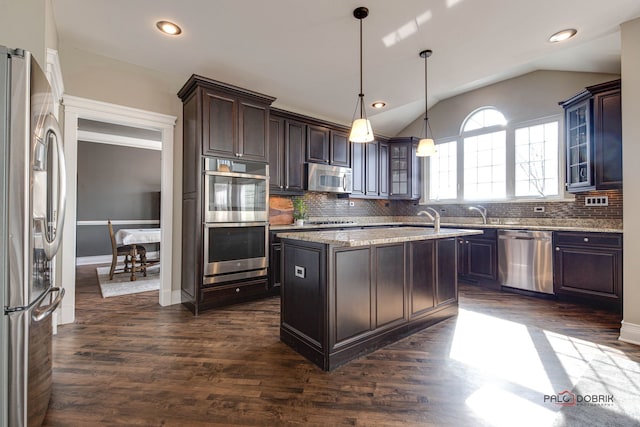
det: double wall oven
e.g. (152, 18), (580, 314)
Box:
(203, 158), (268, 285)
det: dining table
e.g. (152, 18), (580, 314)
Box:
(114, 228), (161, 281)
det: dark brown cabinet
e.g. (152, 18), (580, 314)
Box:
(200, 84), (274, 163)
(457, 229), (498, 284)
(388, 137), (421, 200)
(280, 235), (459, 371)
(409, 238), (457, 318)
(365, 140), (379, 196)
(560, 79), (622, 192)
(553, 231), (622, 310)
(306, 124), (330, 164)
(351, 138), (389, 199)
(330, 130), (351, 167)
(177, 75), (275, 314)
(378, 141), (389, 198)
(269, 112), (305, 195)
(351, 142), (365, 196)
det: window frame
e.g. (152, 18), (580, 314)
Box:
(421, 111), (571, 204)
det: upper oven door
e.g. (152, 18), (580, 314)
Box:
(204, 170), (268, 222)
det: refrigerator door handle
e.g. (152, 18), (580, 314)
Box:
(32, 286), (65, 322)
(38, 113), (67, 260)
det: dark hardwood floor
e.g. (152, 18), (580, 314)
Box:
(43, 266), (640, 426)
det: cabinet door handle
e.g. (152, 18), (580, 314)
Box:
(583, 237), (589, 242)
(556, 247), (560, 251)
(280, 185), (284, 189)
(235, 288), (240, 293)
(465, 241), (469, 244)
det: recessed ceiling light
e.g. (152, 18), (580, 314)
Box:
(156, 20), (182, 36)
(372, 101), (387, 109)
(549, 28), (577, 43)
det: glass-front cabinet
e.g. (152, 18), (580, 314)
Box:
(565, 101), (591, 190)
(389, 137), (421, 200)
(560, 79), (622, 193)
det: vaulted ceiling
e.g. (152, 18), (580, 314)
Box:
(52, 0), (640, 136)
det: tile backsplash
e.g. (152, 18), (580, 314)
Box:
(273, 188), (622, 227)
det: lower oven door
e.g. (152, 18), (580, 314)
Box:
(203, 222), (268, 284)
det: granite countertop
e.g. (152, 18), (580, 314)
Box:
(270, 219), (623, 234)
(277, 227), (483, 247)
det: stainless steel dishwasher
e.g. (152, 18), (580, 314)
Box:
(498, 230), (554, 294)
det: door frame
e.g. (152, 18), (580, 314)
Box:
(59, 95), (177, 324)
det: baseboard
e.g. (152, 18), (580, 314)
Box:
(76, 251), (160, 266)
(619, 320), (640, 346)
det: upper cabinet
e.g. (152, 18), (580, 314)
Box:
(178, 75), (276, 163)
(330, 130), (351, 167)
(269, 112), (305, 195)
(388, 137), (421, 200)
(560, 79), (622, 192)
(306, 124), (330, 164)
(351, 137), (389, 199)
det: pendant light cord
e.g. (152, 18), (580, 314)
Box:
(360, 16), (364, 115)
(424, 52), (429, 138)
(420, 49), (434, 140)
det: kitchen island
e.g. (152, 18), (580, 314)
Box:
(277, 227), (482, 370)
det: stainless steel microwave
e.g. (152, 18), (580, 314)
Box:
(307, 163), (352, 194)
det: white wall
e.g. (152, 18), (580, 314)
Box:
(0, 0), (56, 66)
(58, 46), (185, 295)
(398, 70), (620, 139)
(621, 18), (640, 344)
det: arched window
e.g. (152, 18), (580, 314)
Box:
(462, 108), (507, 200)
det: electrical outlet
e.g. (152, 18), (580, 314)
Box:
(534, 206), (545, 213)
(585, 196), (608, 206)
(349, 201), (355, 207)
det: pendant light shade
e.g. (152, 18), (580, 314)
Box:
(416, 49), (436, 157)
(349, 118), (374, 143)
(350, 7), (374, 143)
(417, 137), (436, 157)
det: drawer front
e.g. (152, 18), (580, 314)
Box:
(475, 228), (497, 239)
(555, 232), (622, 248)
(202, 279), (268, 299)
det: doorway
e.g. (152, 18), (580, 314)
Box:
(58, 96), (176, 324)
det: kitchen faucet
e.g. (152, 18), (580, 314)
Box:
(417, 208), (440, 233)
(468, 205), (487, 224)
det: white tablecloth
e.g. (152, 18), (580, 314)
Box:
(115, 228), (161, 245)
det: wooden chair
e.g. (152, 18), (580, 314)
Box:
(108, 219), (147, 280)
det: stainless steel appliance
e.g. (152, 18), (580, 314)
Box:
(1, 47), (67, 427)
(203, 222), (268, 284)
(202, 157), (269, 285)
(498, 230), (554, 294)
(307, 163), (352, 194)
(203, 157), (268, 223)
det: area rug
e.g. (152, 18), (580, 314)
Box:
(96, 265), (160, 298)
(552, 353), (640, 427)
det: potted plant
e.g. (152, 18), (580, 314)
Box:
(292, 197), (308, 226)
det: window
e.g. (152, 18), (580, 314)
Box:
(462, 108), (507, 200)
(514, 122), (559, 197)
(429, 140), (457, 200)
(422, 107), (562, 202)
(463, 130), (506, 200)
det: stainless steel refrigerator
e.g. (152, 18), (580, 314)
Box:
(1, 46), (66, 427)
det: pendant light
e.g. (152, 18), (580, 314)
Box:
(416, 49), (437, 157)
(349, 7), (374, 143)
